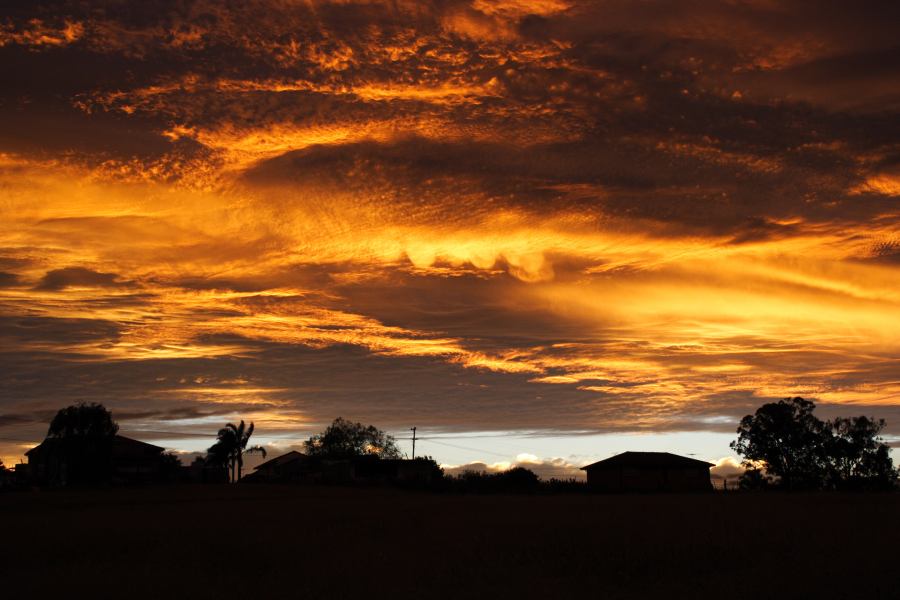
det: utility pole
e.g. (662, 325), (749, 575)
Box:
(410, 426), (417, 459)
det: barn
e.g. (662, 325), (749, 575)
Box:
(581, 451), (714, 492)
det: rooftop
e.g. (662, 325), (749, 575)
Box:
(26, 435), (165, 456)
(581, 451), (714, 471)
(254, 450), (307, 471)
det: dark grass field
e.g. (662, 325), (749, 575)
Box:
(2, 485), (898, 599)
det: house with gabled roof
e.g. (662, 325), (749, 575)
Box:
(244, 450), (317, 483)
(581, 451), (714, 492)
(244, 451), (438, 485)
(25, 434), (168, 486)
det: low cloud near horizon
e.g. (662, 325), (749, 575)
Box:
(442, 454), (748, 483)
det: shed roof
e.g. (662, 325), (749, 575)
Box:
(580, 451), (714, 471)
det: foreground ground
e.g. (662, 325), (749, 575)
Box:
(2, 485), (898, 599)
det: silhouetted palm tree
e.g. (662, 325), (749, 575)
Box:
(209, 420), (266, 482)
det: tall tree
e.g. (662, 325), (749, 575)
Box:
(207, 420), (266, 482)
(828, 416), (896, 490)
(46, 403), (119, 484)
(304, 417), (401, 459)
(732, 398), (898, 491)
(730, 397), (831, 490)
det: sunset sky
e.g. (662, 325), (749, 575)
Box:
(1, 0), (898, 477)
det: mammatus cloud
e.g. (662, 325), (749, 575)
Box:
(1, 1), (899, 464)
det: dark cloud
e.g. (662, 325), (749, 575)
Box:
(867, 240), (900, 264)
(0, 272), (19, 288)
(35, 267), (128, 291)
(0, 315), (121, 344)
(0, 413), (34, 428)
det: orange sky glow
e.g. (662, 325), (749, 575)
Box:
(1, 0), (898, 476)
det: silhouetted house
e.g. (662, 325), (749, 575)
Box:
(581, 452), (714, 492)
(244, 451), (317, 483)
(243, 452), (437, 485)
(25, 435), (168, 486)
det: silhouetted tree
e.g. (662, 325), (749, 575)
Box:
(159, 452), (183, 482)
(416, 455), (444, 480)
(451, 467), (541, 493)
(48, 402), (119, 438)
(828, 416), (896, 490)
(46, 403), (119, 485)
(207, 421), (266, 482)
(732, 397), (898, 491)
(0, 459), (12, 490)
(730, 397), (830, 490)
(544, 477), (587, 493)
(205, 440), (230, 478)
(737, 468), (773, 491)
(304, 417), (401, 459)
(494, 466), (540, 491)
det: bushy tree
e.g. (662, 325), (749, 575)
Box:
(159, 452), (183, 482)
(452, 467), (541, 493)
(731, 397), (897, 491)
(304, 417), (401, 459)
(494, 466), (540, 490)
(48, 402), (118, 439)
(828, 416), (896, 490)
(730, 397), (830, 490)
(412, 455), (444, 481)
(0, 458), (13, 490)
(46, 403), (119, 485)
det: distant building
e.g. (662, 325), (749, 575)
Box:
(245, 451), (317, 483)
(244, 452), (438, 485)
(25, 435), (169, 486)
(581, 452), (714, 492)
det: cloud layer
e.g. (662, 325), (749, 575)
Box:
(1, 0), (899, 463)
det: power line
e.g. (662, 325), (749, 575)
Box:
(417, 438), (511, 459)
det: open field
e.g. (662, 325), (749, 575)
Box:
(2, 485), (898, 599)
